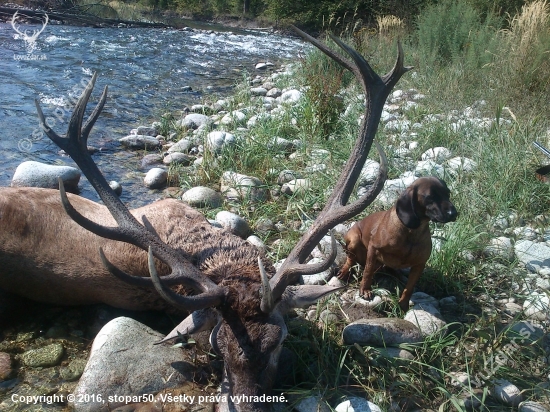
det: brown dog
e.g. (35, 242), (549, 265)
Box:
(338, 177), (457, 312)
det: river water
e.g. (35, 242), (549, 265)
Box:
(0, 22), (305, 207)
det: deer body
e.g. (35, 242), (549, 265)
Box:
(0, 186), (273, 312)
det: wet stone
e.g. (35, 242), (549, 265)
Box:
(20, 343), (64, 367)
(0, 352), (12, 381)
(60, 358), (88, 382)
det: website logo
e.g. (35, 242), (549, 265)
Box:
(11, 11), (48, 60)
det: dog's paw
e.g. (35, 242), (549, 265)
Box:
(359, 287), (374, 301)
(336, 271), (350, 282)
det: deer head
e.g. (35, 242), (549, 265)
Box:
(11, 11), (48, 53)
(35, 27), (410, 412)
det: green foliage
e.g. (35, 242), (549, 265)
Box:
(415, 0), (501, 68)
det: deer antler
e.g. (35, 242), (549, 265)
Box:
(35, 74), (225, 312)
(264, 27), (413, 309)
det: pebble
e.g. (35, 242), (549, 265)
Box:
(20, 343), (64, 367)
(491, 379), (523, 407)
(334, 398), (382, 412)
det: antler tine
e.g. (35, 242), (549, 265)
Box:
(268, 27), (410, 304)
(37, 75), (225, 311)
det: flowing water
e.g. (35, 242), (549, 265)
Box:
(0, 22), (305, 207)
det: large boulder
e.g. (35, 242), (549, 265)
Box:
(11, 161), (80, 190)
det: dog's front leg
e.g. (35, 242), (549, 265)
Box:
(398, 263), (425, 312)
(359, 246), (379, 300)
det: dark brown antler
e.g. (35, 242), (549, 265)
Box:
(35, 74), (225, 312)
(265, 27), (413, 309)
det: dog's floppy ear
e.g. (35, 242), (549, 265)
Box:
(396, 185), (422, 228)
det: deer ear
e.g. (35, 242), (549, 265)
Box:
(278, 285), (343, 313)
(396, 185), (421, 229)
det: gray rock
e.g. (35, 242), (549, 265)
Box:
(73, 317), (196, 412)
(144, 168), (167, 189)
(484, 237), (514, 260)
(342, 318), (423, 346)
(163, 152), (193, 166)
(410, 292), (439, 308)
(181, 186), (223, 208)
(514, 240), (550, 274)
(136, 125), (158, 136)
(206, 131), (235, 154)
(266, 88), (282, 98)
(178, 113), (212, 130)
(294, 395), (331, 412)
(215, 211), (251, 238)
(141, 153), (163, 169)
(167, 138), (194, 153)
(334, 397), (382, 412)
(220, 171), (267, 202)
(119, 135), (161, 150)
(20, 343), (64, 367)
(519, 401), (550, 412)
(255, 218), (276, 234)
(250, 87), (268, 96)
(491, 379), (523, 407)
(404, 304), (447, 336)
(11, 161), (81, 190)
(507, 321), (544, 344)
(268, 137), (296, 153)
(377, 176), (417, 207)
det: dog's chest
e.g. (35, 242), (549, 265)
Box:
(372, 225), (432, 268)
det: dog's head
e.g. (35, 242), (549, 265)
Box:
(396, 177), (457, 229)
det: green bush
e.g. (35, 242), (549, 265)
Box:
(415, 0), (501, 68)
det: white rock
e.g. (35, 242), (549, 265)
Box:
(143, 168), (167, 189)
(445, 157), (477, 174)
(334, 397), (382, 412)
(73, 317), (195, 412)
(421, 147), (452, 163)
(404, 304), (446, 336)
(181, 186), (223, 208)
(178, 113), (212, 130)
(281, 179), (311, 195)
(215, 211), (251, 239)
(221, 110), (246, 125)
(491, 379), (523, 407)
(11, 161), (80, 190)
(523, 292), (550, 321)
(206, 131), (235, 154)
(277, 89), (302, 104)
(119, 135), (161, 150)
